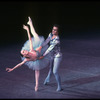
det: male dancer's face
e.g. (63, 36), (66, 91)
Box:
(52, 26), (58, 35)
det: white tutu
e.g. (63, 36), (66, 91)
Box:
(21, 36), (50, 70)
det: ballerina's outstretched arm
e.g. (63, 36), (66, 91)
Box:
(23, 25), (35, 52)
(27, 16), (40, 41)
(6, 24), (35, 72)
(6, 58), (29, 72)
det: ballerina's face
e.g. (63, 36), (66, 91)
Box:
(52, 26), (58, 35)
(21, 50), (29, 57)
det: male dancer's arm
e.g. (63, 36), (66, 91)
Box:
(43, 39), (59, 56)
(39, 38), (59, 59)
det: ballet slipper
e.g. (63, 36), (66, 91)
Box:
(44, 78), (49, 85)
(27, 17), (32, 25)
(35, 86), (38, 92)
(56, 88), (63, 92)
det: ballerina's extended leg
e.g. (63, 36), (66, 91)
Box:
(27, 16), (40, 42)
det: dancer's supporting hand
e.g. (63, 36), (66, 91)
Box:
(35, 46), (42, 53)
(38, 56), (44, 60)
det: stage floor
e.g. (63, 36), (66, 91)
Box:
(0, 38), (100, 99)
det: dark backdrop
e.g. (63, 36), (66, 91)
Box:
(0, 1), (100, 45)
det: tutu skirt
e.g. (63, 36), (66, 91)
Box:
(21, 36), (50, 70)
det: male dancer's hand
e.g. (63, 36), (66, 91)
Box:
(35, 46), (42, 53)
(38, 56), (44, 60)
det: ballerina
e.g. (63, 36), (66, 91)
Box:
(6, 17), (50, 91)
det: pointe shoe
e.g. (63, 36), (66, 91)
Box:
(56, 88), (63, 92)
(27, 20), (31, 25)
(44, 80), (49, 85)
(44, 78), (50, 85)
(35, 86), (38, 92)
(27, 17), (32, 25)
(27, 21), (30, 25)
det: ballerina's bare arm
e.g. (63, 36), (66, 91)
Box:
(23, 25), (35, 52)
(6, 58), (29, 72)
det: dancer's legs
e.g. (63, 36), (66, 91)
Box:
(35, 70), (40, 91)
(27, 17), (40, 42)
(53, 57), (62, 91)
(44, 59), (53, 85)
(23, 25), (36, 51)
